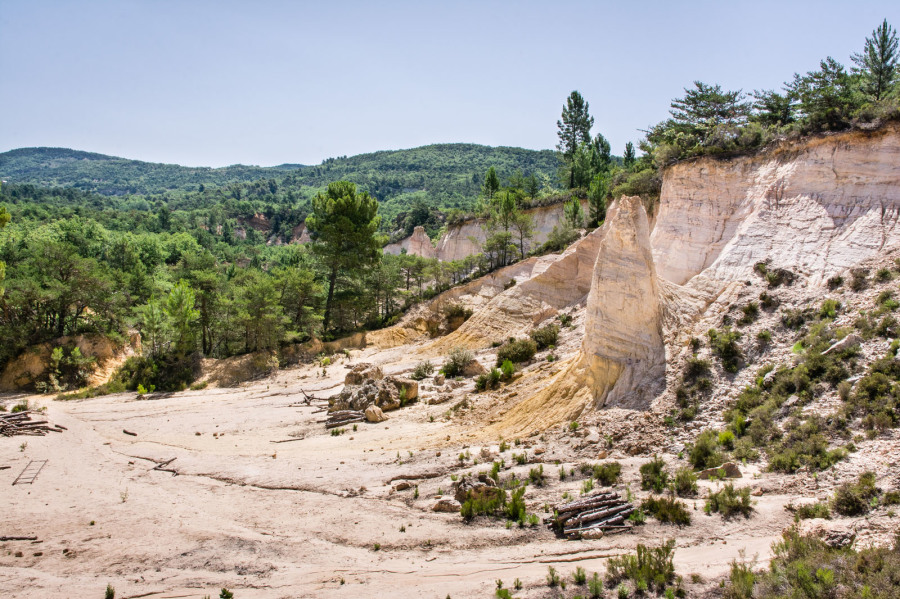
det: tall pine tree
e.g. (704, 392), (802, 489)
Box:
(852, 19), (899, 101)
(557, 91), (594, 188)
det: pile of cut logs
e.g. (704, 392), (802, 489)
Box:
(321, 410), (365, 429)
(549, 491), (634, 539)
(0, 411), (66, 437)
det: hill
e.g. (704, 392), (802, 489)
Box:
(0, 144), (560, 205)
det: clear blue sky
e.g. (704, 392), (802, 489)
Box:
(1, 1), (896, 167)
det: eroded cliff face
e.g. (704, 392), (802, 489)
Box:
(652, 124), (900, 289)
(387, 199), (589, 262)
(383, 226), (438, 259)
(582, 196), (665, 409)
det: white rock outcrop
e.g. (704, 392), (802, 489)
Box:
(582, 195), (666, 409)
(652, 124), (900, 288)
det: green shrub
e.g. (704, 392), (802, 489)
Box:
(674, 467), (698, 497)
(792, 501), (831, 520)
(642, 495), (691, 525)
(832, 471), (878, 516)
(781, 308), (809, 330)
(443, 303), (473, 320)
(756, 329), (772, 345)
(705, 484), (753, 519)
(826, 275), (843, 289)
(475, 368), (502, 391)
(723, 559), (755, 599)
(640, 456), (669, 493)
(588, 572), (603, 598)
(442, 347), (474, 377)
(708, 327), (743, 372)
(410, 360), (435, 380)
(460, 486), (508, 521)
(605, 539), (677, 594)
(683, 358), (711, 382)
(499, 359), (515, 380)
(573, 566), (587, 585)
(850, 268), (869, 291)
(496, 338), (537, 365)
(505, 487), (527, 521)
(528, 465), (545, 487)
(875, 267), (893, 282)
(547, 565), (561, 587)
(593, 461), (622, 486)
(530, 324), (560, 349)
(718, 430), (735, 450)
(748, 527), (900, 598)
(819, 298), (840, 319)
(689, 429), (722, 470)
(738, 302), (759, 326)
(759, 292), (779, 309)
(105, 584), (115, 599)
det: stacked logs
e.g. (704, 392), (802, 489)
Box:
(549, 491), (634, 539)
(321, 410), (365, 429)
(0, 411), (66, 437)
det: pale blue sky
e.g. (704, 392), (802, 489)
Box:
(1, 1), (896, 167)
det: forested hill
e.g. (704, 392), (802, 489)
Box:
(0, 147), (292, 196)
(0, 145), (560, 203)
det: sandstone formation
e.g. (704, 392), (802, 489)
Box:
(383, 226), (438, 259)
(385, 198), (589, 262)
(652, 124), (900, 289)
(581, 195), (665, 409)
(428, 203), (616, 353)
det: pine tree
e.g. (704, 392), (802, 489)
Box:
(306, 181), (382, 333)
(851, 19), (899, 101)
(623, 142), (636, 168)
(482, 166), (500, 199)
(557, 91), (594, 188)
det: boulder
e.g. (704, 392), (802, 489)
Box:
(433, 374), (445, 386)
(364, 405), (385, 423)
(697, 462), (742, 480)
(454, 474), (501, 504)
(823, 333), (862, 355)
(344, 363), (384, 386)
(432, 497), (462, 513)
(393, 481), (411, 491)
(462, 360), (486, 377)
(386, 376), (418, 401)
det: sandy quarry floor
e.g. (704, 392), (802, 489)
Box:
(0, 341), (854, 599)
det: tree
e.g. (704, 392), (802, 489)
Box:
(670, 81), (751, 140)
(166, 280), (199, 358)
(587, 171), (610, 227)
(526, 173), (540, 202)
(0, 205), (9, 297)
(557, 91), (594, 188)
(751, 89), (796, 127)
(788, 57), (860, 131)
(305, 181), (382, 333)
(564, 197), (584, 229)
(851, 19), (899, 101)
(136, 297), (172, 359)
(510, 210), (535, 258)
(482, 166), (500, 200)
(623, 142), (636, 168)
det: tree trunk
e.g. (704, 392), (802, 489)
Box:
(323, 267), (338, 333)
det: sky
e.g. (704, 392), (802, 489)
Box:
(1, 1), (897, 167)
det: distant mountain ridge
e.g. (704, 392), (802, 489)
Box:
(0, 144), (560, 200)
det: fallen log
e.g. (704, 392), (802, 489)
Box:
(0, 536), (38, 541)
(123, 429), (137, 436)
(325, 416), (365, 429)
